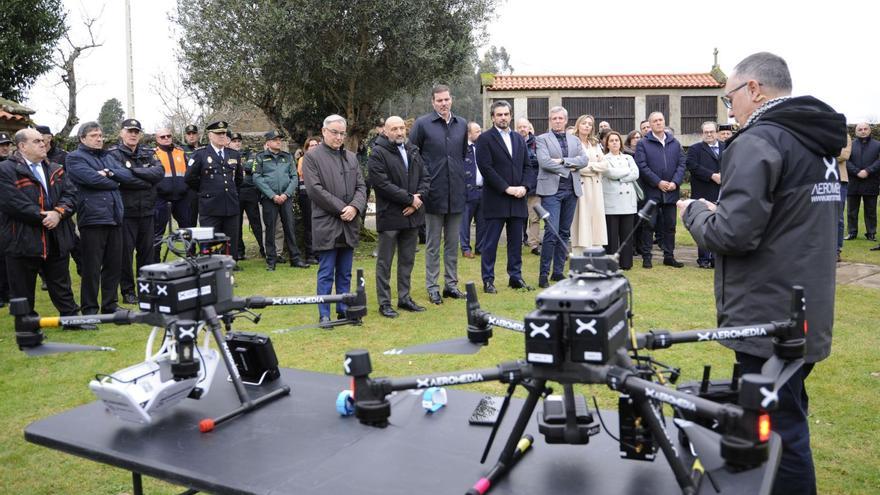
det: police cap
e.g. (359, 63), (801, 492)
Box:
(0, 132), (11, 145)
(121, 118), (143, 131)
(206, 121), (229, 134)
(35, 125), (52, 135)
(264, 130), (284, 141)
(185, 124), (199, 134)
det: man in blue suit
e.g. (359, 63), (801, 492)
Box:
(474, 101), (534, 293)
(685, 121), (725, 268)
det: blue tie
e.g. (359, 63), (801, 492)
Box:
(30, 163), (50, 203)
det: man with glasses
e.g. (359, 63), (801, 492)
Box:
(680, 52), (846, 495)
(185, 121), (244, 263)
(302, 114), (366, 327)
(153, 127), (193, 260)
(67, 122), (140, 315)
(108, 119), (164, 304)
(0, 128), (86, 324)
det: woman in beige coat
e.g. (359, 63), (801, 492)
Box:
(570, 114), (607, 250)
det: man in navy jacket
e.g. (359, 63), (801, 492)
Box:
(67, 122), (140, 314)
(635, 112), (686, 268)
(686, 121), (725, 268)
(475, 101), (534, 293)
(845, 122), (880, 241)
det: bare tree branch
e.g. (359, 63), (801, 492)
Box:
(55, 7), (104, 138)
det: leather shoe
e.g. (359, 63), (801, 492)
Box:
(122, 293), (138, 305)
(290, 259), (310, 268)
(428, 290), (443, 305)
(508, 278), (534, 291)
(550, 272), (565, 282)
(483, 281), (497, 294)
(398, 298), (426, 312)
(530, 247), (541, 256)
(442, 287), (465, 299)
(663, 258), (684, 268)
(871, 245), (880, 251)
(462, 251), (475, 259)
(306, 256), (319, 265)
(319, 316), (332, 329)
(867, 234), (877, 241)
(844, 234), (857, 240)
(538, 276), (549, 288)
(697, 261), (712, 269)
(642, 258), (653, 269)
(266, 264), (276, 271)
(379, 304), (399, 318)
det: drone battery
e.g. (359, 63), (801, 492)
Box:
(618, 394), (657, 461)
(137, 256), (234, 315)
(568, 297), (628, 364)
(538, 394), (599, 444)
(524, 311), (563, 365)
(225, 332), (280, 384)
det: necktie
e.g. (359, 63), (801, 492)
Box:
(31, 164), (50, 202)
(711, 146), (719, 158)
(218, 149), (224, 161)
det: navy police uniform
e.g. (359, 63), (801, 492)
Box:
(184, 121), (243, 259)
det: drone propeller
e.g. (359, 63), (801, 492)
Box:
(22, 342), (115, 357)
(383, 337), (484, 356)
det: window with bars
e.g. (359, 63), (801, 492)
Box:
(680, 96), (717, 134)
(645, 95), (670, 123)
(560, 97), (635, 133)
(527, 98), (549, 134)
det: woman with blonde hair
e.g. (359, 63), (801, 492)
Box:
(570, 114), (607, 250)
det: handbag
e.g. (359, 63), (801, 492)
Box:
(632, 180), (645, 201)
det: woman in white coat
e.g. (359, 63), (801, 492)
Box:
(570, 114), (607, 250)
(601, 131), (640, 269)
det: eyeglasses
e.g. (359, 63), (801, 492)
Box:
(157, 134), (172, 139)
(325, 129), (346, 137)
(721, 82), (761, 109)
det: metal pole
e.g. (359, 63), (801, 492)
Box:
(124, 0), (136, 117)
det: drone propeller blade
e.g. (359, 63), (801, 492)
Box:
(674, 418), (725, 471)
(22, 342), (116, 357)
(383, 338), (483, 356)
(272, 318), (356, 334)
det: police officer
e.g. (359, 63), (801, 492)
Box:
(184, 121), (244, 263)
(181, 124), (201, 225)
(230, 132), (265, 260)
(253, 130), (308, 270)
(107, 119), (164, 304)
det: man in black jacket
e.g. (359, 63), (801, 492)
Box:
(368, 116), (429, 317)
(108, 119), (164, 304)
(844, 122), (880, 241)
(0, 128), (83, 321)
(685, 121), (725, 268)
(0, 131), (11, 308)
(680, 52), (846, 495)
(36, 125), (67, 166)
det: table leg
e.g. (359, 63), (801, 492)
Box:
(132, 472), (143, 495)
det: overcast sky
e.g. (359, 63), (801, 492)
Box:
(25, 0), (880, 135)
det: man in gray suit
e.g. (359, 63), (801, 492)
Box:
(535, 106), (588, 288)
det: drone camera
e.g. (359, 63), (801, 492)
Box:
(537, 394), (599, 444)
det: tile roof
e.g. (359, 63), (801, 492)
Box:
(486, 73), (725, 91)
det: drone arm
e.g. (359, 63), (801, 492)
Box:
(376, 360), (528, 393)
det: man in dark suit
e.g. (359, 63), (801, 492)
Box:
(184, 121), (244, 263)
(460, 122), (484, 258)
(475, 100), (534, 293)
(686, 121), (725, 268)
(845, 122), (880, 241)
(368, 116), (429, 317)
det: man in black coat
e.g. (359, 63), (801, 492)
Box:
(685, 121), (725, 268)
(107, 119), (164, 304)
(845, 122), (880, 241)
(475, 101), (534, 293)
(409, 84), (468, 304)
(368, 116), (430, 317)
(0, 128), (83, 322)
(184, 121), (244, 262)
(0, 131), (11, 307)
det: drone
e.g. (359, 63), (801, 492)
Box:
(10, 227), (369, 430)
(336, 205), (806, 495)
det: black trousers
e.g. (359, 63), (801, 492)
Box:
(200, 214), (240, 259)
(846, 194), (877, 236)
(121, 215), (155, 297)
(238, 187), (264, 258)
(640, 202), (677, 260)
(481, 217), (524, 283)
(604, 214), (635, 269)
(375, 228), (418, 306)
(7, 253), (79, 316)
(80, 225), (122, 314)
(261, 197), (300, 265)
(153, 197), (194, 261)
(296, 187), (314, 257)
(0, 254), (8, 302)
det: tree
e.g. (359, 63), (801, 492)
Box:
(175, 0), (497, 147)
(97, 98), (124, 134)
(53, 9), (103, 139)
(0, 0), (66, 101)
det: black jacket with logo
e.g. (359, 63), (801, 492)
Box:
(107, 142), (164, 217)
(684, 96), (846, 363)
(0, 152), (78, 258)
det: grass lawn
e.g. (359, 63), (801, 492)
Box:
(0, 233), (877, 494)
